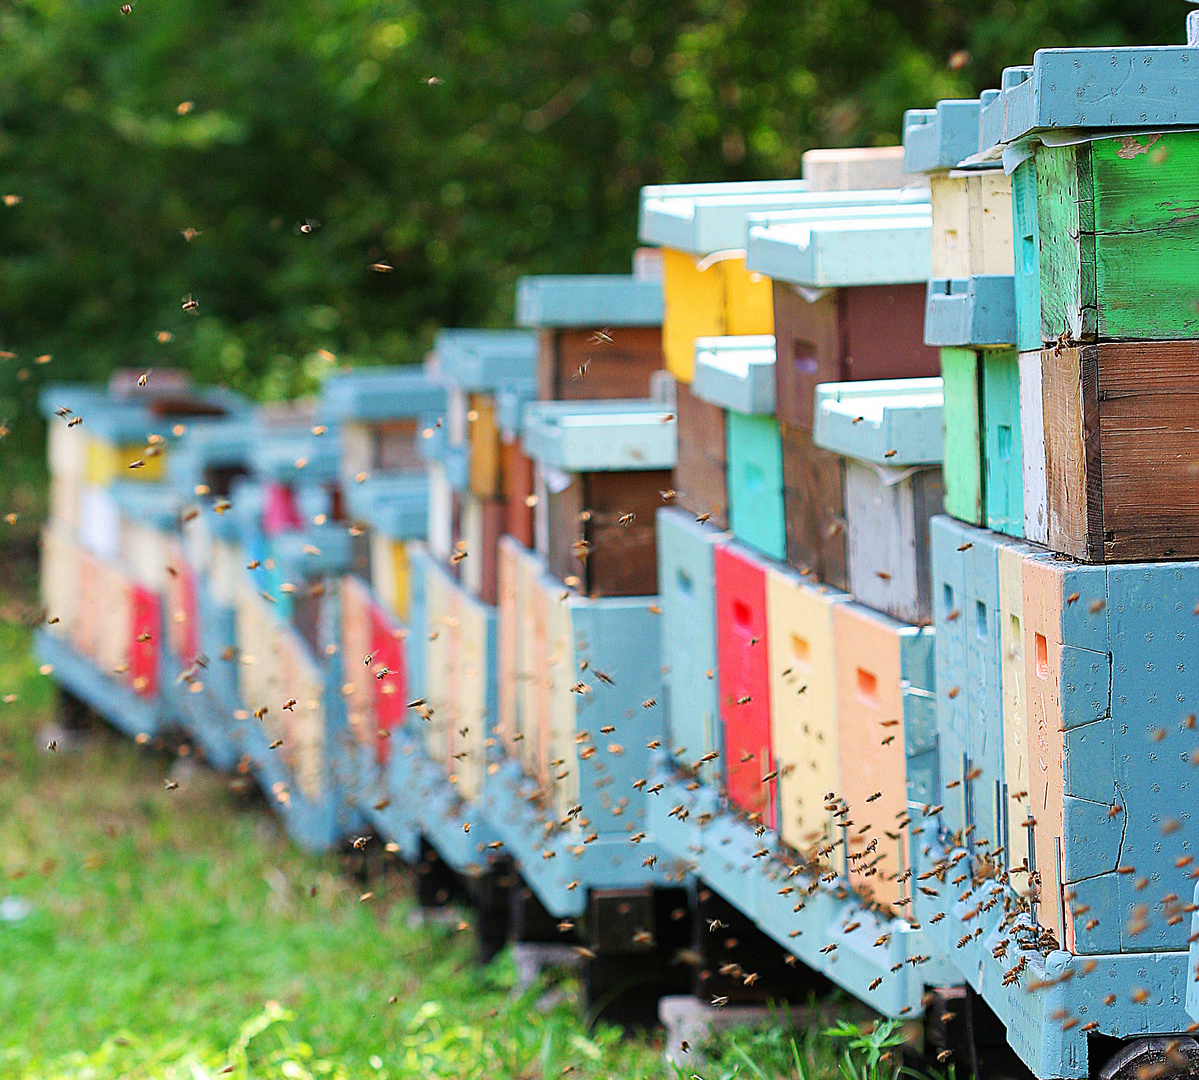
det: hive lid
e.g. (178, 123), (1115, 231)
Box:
(691, 336), (777, 416)
(344, 474), (429, 540)
(977, 42), (1199, 152)
(515, 275), (663, 328)
(521, 399), (677, 472)
(902, 99), (991, 174)
(433, 329), (538, 392)
(923, 276), (1017, 348)
(636, 180), (810, 254)
(746, 210), (931, 288)
(320, 367), (446, 422)
(813, 378), (943, 466)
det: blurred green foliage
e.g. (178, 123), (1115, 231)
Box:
(0, 0), (1183, 447)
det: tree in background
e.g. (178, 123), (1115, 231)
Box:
(0, 0), (1181, 449)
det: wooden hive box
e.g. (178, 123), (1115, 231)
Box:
(94, 560), (133, 680)
(764, 563), (849, 854)
(516, 273), (665, 401)
(496, 536), (521, 757)
(637, 180), (813, 382)
(713, 540), (776, 826)
(800, 145), (915, 193)
(164, 537), (199, 663)
(1020, 553), (1114, 954)
(48, 474), (81, 539)
(813, 379), (944, 623)
(499, 434), (535, 549)
(1035, 133), (1199, 344)
(456, 491), (504, 605)
(902, 99), (1013, 278)
(928, 516), (1017, 853)
(656, 507), (730, 786)
(779, 421), (847, 589)
(320, 366), (445, 489)
(344, 474), (427, 620)
(1032, 340), (1199, 562)
(674, 381), (728, 529)
(341, 573), (377, 748)
(531, 571), (666, 836)
(523, 399), (676, 597)
(128, 581), (160, 699)
(691, 335), (785, 562)
(539, 566), (574, 800)
(41, 526), (80, 641)
(832, 600), (935, 913)
(745, 193), (937, 431)
(280, 627), (327, 805)
(368, 601), (407, 766)
(446, 581), (497, 804)
(422, 559), (458, 772)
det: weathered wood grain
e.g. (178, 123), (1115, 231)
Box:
(779, 421), (847, 590)
(1037, 143), (1094, 343)
(675, 381), (728, 527)
(1041, 344), (1102, 561)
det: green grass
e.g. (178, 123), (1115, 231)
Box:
(0, 553), (670, 1080)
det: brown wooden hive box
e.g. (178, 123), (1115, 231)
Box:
(1037, 339), (1199, 562)
(772, 280), (938, 430)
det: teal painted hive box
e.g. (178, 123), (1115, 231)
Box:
(725, 410), (785, 562)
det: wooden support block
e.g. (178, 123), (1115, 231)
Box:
(939, 347), (983, 525)
(843, 461), (941, 624)
(661, 248), (727, 383)
(1042, 340), (1199, 561)
(1018, 349), (1047, 545)
(772, 281), (937, 431)
(714, 542), (775, 826)
(725, 411), (785, 562)
(765, 565), (848, 852)
(500, 438), (535, 548)
(468, 393), (502, 497)
(779, 422), (847, 589)
(540, 326), (664, 401)
(675, 382), (727, 528)
(1037, 133), (1199, 343)
(981, 348), (1023, 538)
(657, 507), (729, 785)
(832, 602), (914, 913)
(928, 171), (1014, 279)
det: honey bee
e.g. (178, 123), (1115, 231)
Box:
(138, 371), (150, 387)
(181, 295), (199, 312)
(588, 328), (614, 345)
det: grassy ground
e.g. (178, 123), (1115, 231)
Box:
(0, 471), (904, 1080)
(0, 541), (673, 1080)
